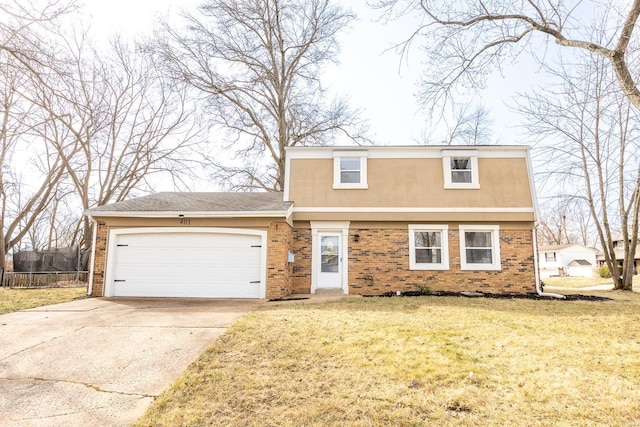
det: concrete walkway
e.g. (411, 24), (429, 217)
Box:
(0, 297), (262, 427)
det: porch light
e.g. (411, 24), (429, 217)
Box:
(354, 233), (360, 242)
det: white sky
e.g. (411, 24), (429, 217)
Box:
(82, 0), (538, 147)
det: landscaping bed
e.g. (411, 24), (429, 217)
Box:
(365, 290), (611, 301)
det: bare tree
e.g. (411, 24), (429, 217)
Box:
(0, 47), (70, 270)
(426, 103), (492, 145)
(29, 35), (202, 247)
(518, 54), (639, 290)
(372, 0), (640, 111)
(151, 0), (366, 191)
(0, 0), (77, 92)
(537, 198), (595, 247)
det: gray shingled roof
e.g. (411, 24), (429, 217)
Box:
(87, 192), (292, 215)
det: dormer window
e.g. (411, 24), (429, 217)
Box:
(451, 158), (472, 183)
(333, 151), (368, 189)
(442, 150), (480, 189)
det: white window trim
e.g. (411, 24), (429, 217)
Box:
(459, 225), (501, 271)
(443, 155), (480, 189)
(409, 224), (449, 270)
(333, 151), (368, 189)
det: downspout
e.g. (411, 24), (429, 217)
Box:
(526, 146), (564, 299)
(86, 214), (98, 297)
(533, 224), (565, 299)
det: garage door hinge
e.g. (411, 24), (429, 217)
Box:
(117, 244), (129, 247)
(250, 280), (261, 283)
(251, 245), (262, 248)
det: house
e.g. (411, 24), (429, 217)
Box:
(85, 145), (539, 299)
(596, 232), (640, 275)
(538, 244), (598, 278)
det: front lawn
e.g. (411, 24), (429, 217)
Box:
(0, 286), (87, 314)
(138, 293), (640, 427)
(543, 275), (640, 289)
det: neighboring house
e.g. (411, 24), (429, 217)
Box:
(85, 145), (539, 299)
(596, 232), (640, 275)
(538, 244), (598, 278)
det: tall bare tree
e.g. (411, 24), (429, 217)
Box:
(0, 34), (69, 271)
(517, 53), (640, 290)
(372, 0), (640, 111)
(152, 0), (366, 191)
(29, 35), (202, 247)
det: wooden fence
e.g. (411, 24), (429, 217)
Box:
(1, 271), (88, 288)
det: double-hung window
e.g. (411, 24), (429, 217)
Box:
(333, 151), (368, 189)
(545, 252), (556, 262)
(459, 225), (501, 270)
(442, 150), (480, 189)
(409, 225), (449, 270)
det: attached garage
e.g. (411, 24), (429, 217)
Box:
(106, 228), (266, 298)
(86, 192), (293, 299)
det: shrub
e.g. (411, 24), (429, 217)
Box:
(599, 265), (611, 278)
(599, 264), (622, 278)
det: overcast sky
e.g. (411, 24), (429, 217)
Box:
(83, 0), (540, 147)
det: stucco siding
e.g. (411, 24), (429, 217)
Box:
(287, 157), (533, 209)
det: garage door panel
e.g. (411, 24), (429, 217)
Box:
(111, 231), (264, 298)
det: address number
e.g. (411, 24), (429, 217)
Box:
(179, 218), (191, 225)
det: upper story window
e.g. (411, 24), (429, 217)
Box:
(442, 150), (480, 189)
(545, 252), (556, 262)
(409, 225), (449, 270)
(459, 225), (501, 270)
(333, 151), (368, 189)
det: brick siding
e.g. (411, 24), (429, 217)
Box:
(89, 221), (108, 297)
(266, 221), (293, 299)
(290, 226), (536, 295)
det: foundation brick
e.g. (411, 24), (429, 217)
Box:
(289, 226), (536, 295)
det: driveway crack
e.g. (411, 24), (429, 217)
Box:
(0, 376), (156, 398)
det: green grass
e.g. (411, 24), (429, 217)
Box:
(137, 293), (640, 427)
(0, 286), (87, 314)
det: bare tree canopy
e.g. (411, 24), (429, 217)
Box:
(151, 0), (366, 191)
(372, 0), (640, 111)
(518, 52), (640, 290)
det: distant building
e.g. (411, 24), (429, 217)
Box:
(538, 244), (598, 278)
(596, 232), (640, 275)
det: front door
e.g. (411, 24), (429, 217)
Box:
(317, 232), (342, 288)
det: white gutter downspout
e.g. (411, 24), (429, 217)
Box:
(533, 224), (565, 299)
(86, 215), (98, 297)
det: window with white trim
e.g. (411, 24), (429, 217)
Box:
(409, 225), (449, 270)
(333, 151), (368, 189)
(545, 252), (556, 262)
(442, 150), (480, 189)
(459, 225), (501, 270)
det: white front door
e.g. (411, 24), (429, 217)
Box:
(317, 232), (343, 289)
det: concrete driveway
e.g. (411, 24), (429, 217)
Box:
(0, 297), (262, 427)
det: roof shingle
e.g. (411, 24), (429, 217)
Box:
(87, 192), (292, 214)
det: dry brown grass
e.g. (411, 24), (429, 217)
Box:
(0, 286), (86, 314)
(544, 275), (640, 289)
(137, 293), (640, 427)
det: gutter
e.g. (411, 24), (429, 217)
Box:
(533, 224), (565, 299)
(86, 215), (98, 297)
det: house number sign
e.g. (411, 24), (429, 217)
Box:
(179, 218), (191, 225)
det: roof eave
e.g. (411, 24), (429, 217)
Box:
(84, 210), (291, 219)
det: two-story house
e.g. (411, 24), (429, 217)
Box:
(85, 145), (539, 299)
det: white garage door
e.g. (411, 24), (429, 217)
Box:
(110, 231), (264, 298)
